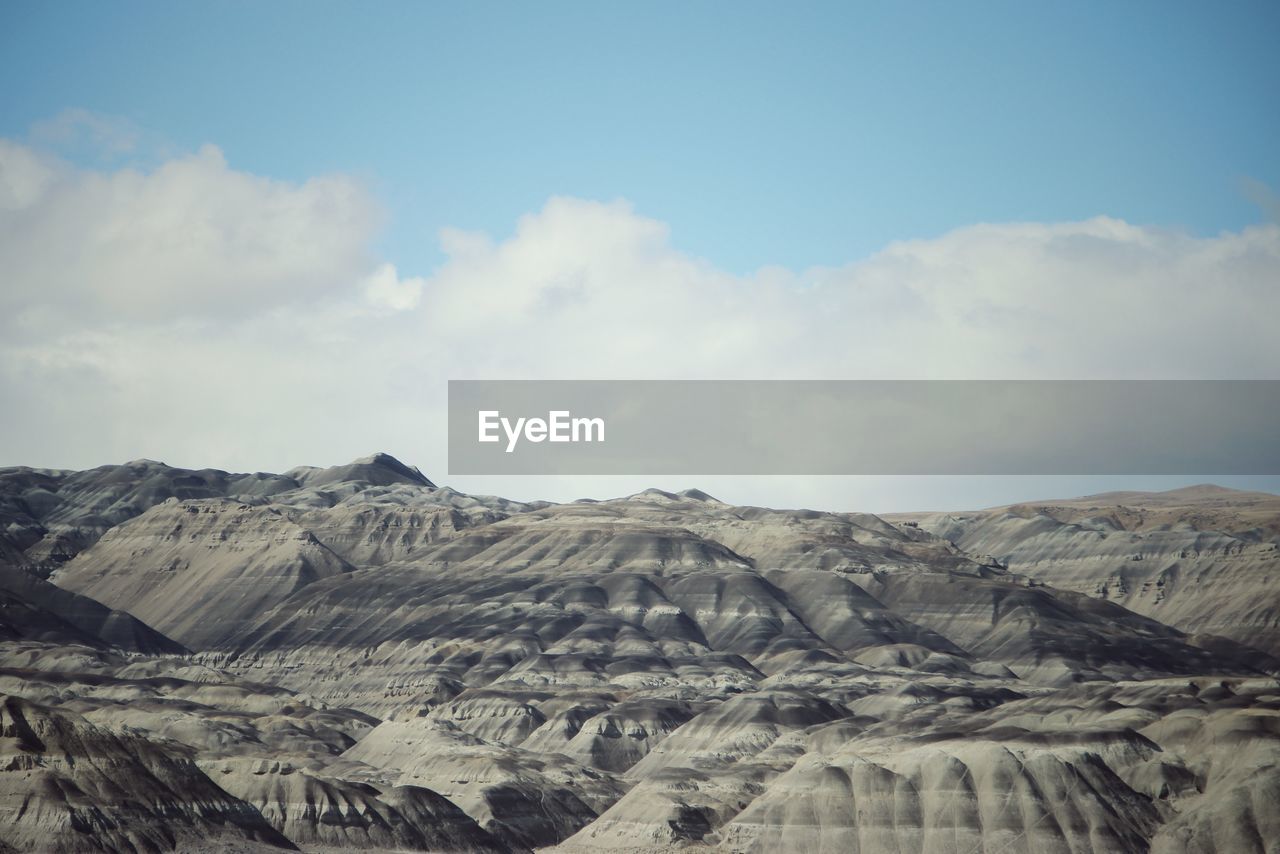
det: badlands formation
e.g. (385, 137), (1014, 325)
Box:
(0, 455), (1277, 852)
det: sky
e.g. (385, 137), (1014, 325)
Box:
(2, 1), (1278, 511)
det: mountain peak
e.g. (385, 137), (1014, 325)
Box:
(123, 458), (169, 468)
(350, 451), (408, 468)
(1160, 483), (1239, 496)
(293, 453), (434, 489)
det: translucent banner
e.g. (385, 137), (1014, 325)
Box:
(447, 380), (1280, 475)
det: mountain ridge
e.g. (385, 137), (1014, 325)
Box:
(1, 456), (1277, 853)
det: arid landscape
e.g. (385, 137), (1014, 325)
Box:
(5, 2), (1277, 851)
(0, 454), (1276, 852)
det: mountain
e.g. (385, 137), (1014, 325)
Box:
(51, 499), (357, 648)
(0, 453), (449, 579)
(889, 485), (1280, 656)
(286, 452), (436, 489)
(0, 693), (294, 852)
(0, 457), (1276, 852)
(0, 563), (186, 654)
(0, 460), (302, 579)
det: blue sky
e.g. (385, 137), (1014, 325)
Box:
(4, 1), (1277, 276)
(2, 1), (1278, 509)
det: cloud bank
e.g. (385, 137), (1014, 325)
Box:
(2, 135), (1277, 506)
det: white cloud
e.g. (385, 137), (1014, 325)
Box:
(2, 135), (1278, 509)
(362, 263), (424, 312)
(0, 141), (380, 325)
(419, 200), (1280, 381)
(0, 140), (59, 210)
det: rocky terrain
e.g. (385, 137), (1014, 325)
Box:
(889, 486), (1280, 657)
(0, 455), (1277, 852)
